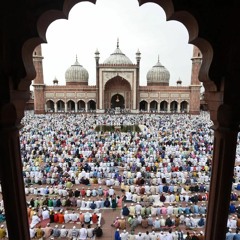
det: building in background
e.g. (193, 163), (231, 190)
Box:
(33, 41), (202, 114)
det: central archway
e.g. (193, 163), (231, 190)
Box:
(104, 76), (131, 110)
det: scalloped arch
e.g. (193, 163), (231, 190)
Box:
(18, 0), (218, 117)
(20, 0), (214, 89)
(138, 0), (215, 91)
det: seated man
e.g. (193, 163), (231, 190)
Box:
(94, 224), (103, 237)
(165, 215), (174, 227)
(91, 212), (99, 224)
(104, 198), (110, 208)
(84, 212), (92, 224)
(153, 217), (161, 230)
(111, 217), (120, 228)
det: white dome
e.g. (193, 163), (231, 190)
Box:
(65, 58), (89, 84)
(147, 58), (170, 86)
(103, 44), (133, 65)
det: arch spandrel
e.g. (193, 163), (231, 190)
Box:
(103, 72), (133, 90)
(104, 77), (131, 91)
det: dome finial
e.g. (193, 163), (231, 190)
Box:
(117, 38), (119, 48)
(74, 54), (80, 65)
(158, 55), (160, 63)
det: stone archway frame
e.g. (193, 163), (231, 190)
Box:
(160, 100), (169, 111)
(87, 99), (97, 111)
(180, 100), (189, 112)
(150, 100), (158, 111)
(103, 72), (133, 90)
(45, 99), (55, 112)
(4, 1), (240, 240)
(103, 76), (132, 110)
(99, 69), (136, 111)
(67, 99), (76, 111)
(77, 100), (86, 112)
(139, 99), (149, 111)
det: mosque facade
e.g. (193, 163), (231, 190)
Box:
(33, 42), (202, 115)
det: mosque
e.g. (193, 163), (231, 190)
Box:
(33, 41), (202, 114)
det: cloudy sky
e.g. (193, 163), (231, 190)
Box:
(41, 0), (193, 86)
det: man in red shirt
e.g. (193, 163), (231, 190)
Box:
(81, 187), (86, 197)
(91, 212), (99, 224)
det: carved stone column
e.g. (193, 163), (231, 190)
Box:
(157, 102), (160, 113)
(177, 102), (181, 113)
(54, 102), (57, 113)
(0, 104), (30, 240)
(205, 104), (240, 240)
(64, 102), (67, 112)
(75, 101), (78, 112)
(167, 103), (170, 113)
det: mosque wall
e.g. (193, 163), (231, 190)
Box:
(32, 45), (201, 114)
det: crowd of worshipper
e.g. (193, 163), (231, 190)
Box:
(0, 111), (240, 239)
(28, 223), (103, 239)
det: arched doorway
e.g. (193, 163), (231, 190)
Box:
(46, 100), (54, 112)
(104, 76), (131, 110)
(57, 100), (65, 112)
(88, 100), (96, 111)
(160, 101), (168, 112)
(139, 100), (148, 112)
(150, 100), (158, 112)
(67, 100), (75, 112)
(170, 101), (178, 113)
(180, 101), (188, 113)
(111, 94), (124, 109)
(77, 100), (85, 112)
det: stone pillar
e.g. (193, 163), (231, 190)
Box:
(54, 102), (57, 113)
(205, 105), (240, 240)
(157, 102), (160, 113)
(167, 103), (170, 113)
(177, 102), (181, 113)
(85, 103), (88, 112)
(0, 104), (30, 240)
(63, 102), (66, 112)
(147, 102), (150, 112)
(75, 102), (77, 112)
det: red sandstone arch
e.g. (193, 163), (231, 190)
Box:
(180, 100), (188, 113)
(77, 100), (86, 111)
(170, 100), (178, 112)
(104, 76), (131, 91)
(150, 100), (158, 112)
(46, 100), (54, 112)
(139, 100), (148, 112)
(2, 1), (240, 240)
(104, 76), (131, 109)
(67, 100), (75, 112)
(160, 100), (168, 112)
(87, 100), (96, 111)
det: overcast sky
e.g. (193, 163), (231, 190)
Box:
(41, 0), (193, 86)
